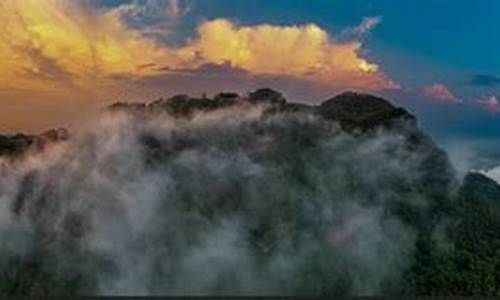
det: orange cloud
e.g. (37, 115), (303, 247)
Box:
(0, 0), (180, 93)
(181, 19), (398, 91)
(0, 0), (398, 132)
(0, 1), (396, 93)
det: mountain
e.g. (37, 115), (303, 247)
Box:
(0, 128), (69, 157)
(0, 89), (499, 296)
(319, 91), (416, 131)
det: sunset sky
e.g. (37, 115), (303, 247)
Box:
(1, 0), (500, 154)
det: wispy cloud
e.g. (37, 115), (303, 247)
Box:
(355, 16), (382, 36)
(341, 16), (382, 40)
(478, 95), (500, 113)
(422, 83), (462, 104)
(109, 0), (190, 40)
(166, 0), (190, 20)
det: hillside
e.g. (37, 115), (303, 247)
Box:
(0, 89), (499, 296)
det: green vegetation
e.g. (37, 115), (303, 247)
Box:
(407, 173), (500, 296)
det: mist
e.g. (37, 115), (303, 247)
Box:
(0, 100), (456, 296)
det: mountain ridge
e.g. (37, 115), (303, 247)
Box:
(0, 88), (499, 296)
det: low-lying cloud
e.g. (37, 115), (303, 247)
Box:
(0, 102), (450, 295)
(482, 166), (500, 184)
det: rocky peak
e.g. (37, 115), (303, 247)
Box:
(318, 91), (416, 131)
(247, 88), (286, 105)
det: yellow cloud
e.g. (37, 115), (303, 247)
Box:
(0, 0), (397, 95)
(0, 0), (177, 93)
(182, 19), (397, 91)
(0, 0), (402, 133)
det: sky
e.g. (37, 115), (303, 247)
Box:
(1, 0), (500, 158)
